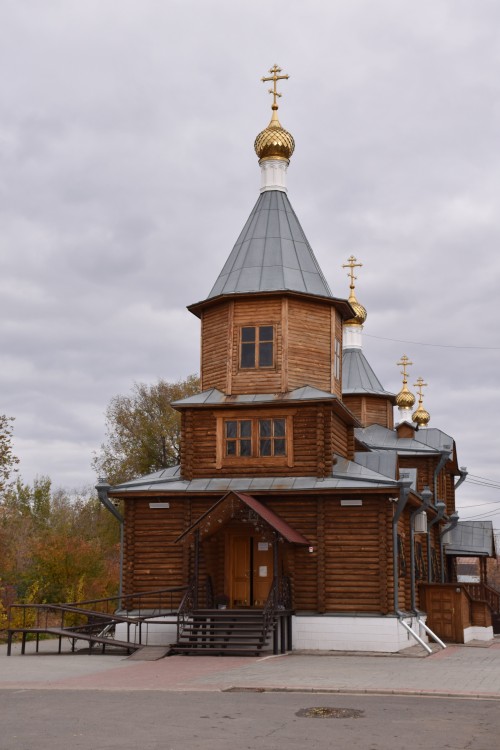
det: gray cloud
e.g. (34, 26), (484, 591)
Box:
(1, 1), (499, 528)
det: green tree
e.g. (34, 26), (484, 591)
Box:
(0, 415), (19, 496)
(0, 479), (120, 607)
(93, 375), (199, 485)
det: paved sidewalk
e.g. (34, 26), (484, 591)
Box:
(1, 639), (500, 699)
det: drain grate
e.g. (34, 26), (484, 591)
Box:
(296, 707), (364, 719)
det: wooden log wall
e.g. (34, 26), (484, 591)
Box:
(123, 497), (194, 606)
(122, 491), (401, 616)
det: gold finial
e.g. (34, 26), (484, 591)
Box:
(397, 354), (413, 384)
(254, 64), (295, 163)
(412, 377), (430, 426)
(342, 255), (367, 326)
(261, 64), (290, 111)
(342, 255), (363, 294)
(395, 354), (416, 409)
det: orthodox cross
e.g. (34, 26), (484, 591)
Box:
(342, 255), (363, 293)
(397, 354), (413, 386)
(414, 376), (428, 404)
(262, 64), (289, 108)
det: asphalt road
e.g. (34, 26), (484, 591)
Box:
(0, 690), (497, 750)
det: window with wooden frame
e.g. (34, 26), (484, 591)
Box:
(216, 412), (293, 468)
(240, 325), (274, 369)
(258, 418), (286, 456)
(225, 419), (252, 457)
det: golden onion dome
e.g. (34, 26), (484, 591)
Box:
(412, 404), (430, 427)
(345, 294), (368, 327)
(254, 108), (295, 162)
(396, 385), (416, 409)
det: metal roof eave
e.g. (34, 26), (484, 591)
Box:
(187, 289), (355, 320)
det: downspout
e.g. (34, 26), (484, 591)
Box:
(392, 479), (412, 614)
(454, 466), (468, 490)
(427, 500), (446, 582)
(439, 511), (459, 583)
(410, 485), (432, 612)
(96, 478), (124, 609)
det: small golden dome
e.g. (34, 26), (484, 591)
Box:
(254, 109), (295, 162)
(396, 385), (416, 409)
(413, 404), (430, 427)
(345, 296), (368, 327)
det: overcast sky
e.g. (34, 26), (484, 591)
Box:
(1, 1), (499, 529)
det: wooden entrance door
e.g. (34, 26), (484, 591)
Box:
(231, 535), (251, 607)
(420, 584), (466, 643)
(228, 534), (275, 607)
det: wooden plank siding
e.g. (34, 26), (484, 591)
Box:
(342, 394), (394, 429)
(287, 298), (337, 393)
(200, 303), (230, 392)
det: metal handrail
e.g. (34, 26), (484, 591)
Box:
(176, 578), (197, 642)
(262, 575), (292, 638)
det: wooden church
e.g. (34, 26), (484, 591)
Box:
(98, 66), (496, 653)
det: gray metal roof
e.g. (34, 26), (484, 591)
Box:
(207, 190), (333, 299)
(109, 456), (400, 495)
(342, 348), (394, 397)
(354, 450), (398, 480)
(172, 385), (341, 408)
(355, 424), (439, 454)
(445, 521), (496, 557)
(410, 427), (455, 453)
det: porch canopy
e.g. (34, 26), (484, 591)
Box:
(445, 520), (497, 558)
(176, 490), (310, 546)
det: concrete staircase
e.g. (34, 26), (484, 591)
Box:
(171, 609), (270, 656)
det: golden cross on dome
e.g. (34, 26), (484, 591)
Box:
(342, 255), (363, 292)
(397, 354), (413, 385)
(261, 64), (290, 109)
(414, 377), (428, 403)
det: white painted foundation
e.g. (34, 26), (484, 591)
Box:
(291, 614), (429, 653)
(115, 613), (434, 653)
(463, 625), (494, 643)
(115, 618), (177, 647)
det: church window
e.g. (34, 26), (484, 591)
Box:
(240, 326), (274, 369)
(259, 418), (286, 456)
(218, 412), (294, 468)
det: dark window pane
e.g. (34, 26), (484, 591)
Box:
(273, 418), (286, 437)
(241, 326), (256, 342)
(259, 342), (273, 366)
(259, 326), (273, 342)
(259, 419), (271, 437)
(241, 343), (255, 368)
(226, 441), (236, 456)
(240, 420), (252, 437)
(226, 421), (237, 438)
(240, 439), (252, 456)
(260, 439), (271, 456)
(274, 439), (286, 456)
